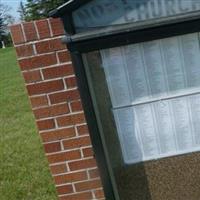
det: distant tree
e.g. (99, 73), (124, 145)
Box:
(0, 3), (14, 47)
(18, 1), (27, 22)
(24, 0), (40, 21)
(0, 4), (8, 33)
(24, 0), (66, 21)
(0, 17), (5, 47)
(0, 16), (5, 35)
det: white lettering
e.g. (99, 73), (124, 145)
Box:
(165, 0), (177, 15)
(178, 0), (190, 12)
(192, 0), (200, 11)
(150, 0), (163, 18)
(73, 0), (200, 30)
(136, 2), (150, 21)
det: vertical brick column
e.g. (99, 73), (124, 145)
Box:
(10, 18), (105, 200)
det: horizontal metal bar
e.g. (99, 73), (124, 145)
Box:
(62, 10), (200, 44)
(112, 89), (200, 110)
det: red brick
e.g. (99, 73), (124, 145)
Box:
(89, 168), (100, 179)
(35, 19), (51, 39)
(33, 103), (69, 119)
(54, 171), (88, 185)
(75, 179), (102, 192)
(30, 95), (48, 108)
(70, 100), (83, 112)
(77, 125), (89, 136)
(10, 24), (25, 45)
(35, 38), (66, 54)
(27, 80), (64, 95)
(63, 136), (91, 150)
(44, 142), (61, 153)
(19, 53), (57, 70)
(58, 51), (71, 63)
(69, 158), (97, 171)
(47, 150), (81, 164)
(94, 189), (105, 199)
(40, 127), (76, 143)
(23, 22), (38, 41)
(56, 185), (73, 195)
(65, 77), (77, 89)
(50, 164), (67, 175)
(37, 119), (55, 131)
(42, 64), (74, 80)
(82, 147), (94, 158)
(57, 113), (85, 127)
(49, 18), (65, 36)
(15, 44), (34, 57)
(23, 70), (42, 83)
(49, 89), (80, 104)
(59, 192), (93, 200)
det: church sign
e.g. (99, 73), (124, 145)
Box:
(51, 1), (200, 199)
(73, 0), (200, 31)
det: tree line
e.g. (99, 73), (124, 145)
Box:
(0, 3), (15, 48)
(0, 0), (66, 48)
(18, 0), (67, 22)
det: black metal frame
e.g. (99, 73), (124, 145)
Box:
(50, 1), (200, 199)
(67, 18), (200, 52)
(71, 52), (116, 200)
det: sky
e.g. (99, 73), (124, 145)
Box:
(1, 0), (27, 22)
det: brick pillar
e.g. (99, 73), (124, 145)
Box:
(10, 18), (105, 200)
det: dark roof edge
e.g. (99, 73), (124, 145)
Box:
(49, 0), (92, 18)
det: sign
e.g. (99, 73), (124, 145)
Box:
(73, 0), (200, 32)
(101, 33), (200, 164)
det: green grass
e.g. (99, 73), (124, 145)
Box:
(0, 47), (57, 200)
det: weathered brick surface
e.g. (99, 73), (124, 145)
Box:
(59, 191), (93, 200)
(56, 184), (73, 195)
(23, 22), (38, 41)
(42, 64), (74, 80)
(30, 95), (48, 108)
(33, 103), (69, 119)
(19, 53), (57, 70)
(10, 19), (104, 200)
(37, 119), (55, 131)
(63, 136), (91, 150)
(57, 113), (86, 127)
(49, 18), (65, 36)
(35, 38), (66, 54)
(23, 70), (42, 83)
(54, 171), (88, 185)
(16, 44), (34, 57)
(27, 80), (64, 95)
(75, 179), (102, 192)
(49, 89), (80, 104)
(83, 147), (94, 158)
(77, 124), (89, 136)
(10, 24), (25, 45)
(57, 50), (71, 63)
(50, 164), (68, 175)
(40, 127), (76, 143)
(70, 100), (83, 112)
(95, 189), (105, 199)
(47, 150), (81, 164)
(69, 158), (97, 171)
(35, 19), (51, 39)
(65, 76), (77, 89)
(89, 168), (100, 179)
(44, 142), (62, 153)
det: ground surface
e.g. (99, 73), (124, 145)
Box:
(0, 47), (57, 200)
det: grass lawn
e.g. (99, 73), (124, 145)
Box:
(0, 47), (57, 200)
